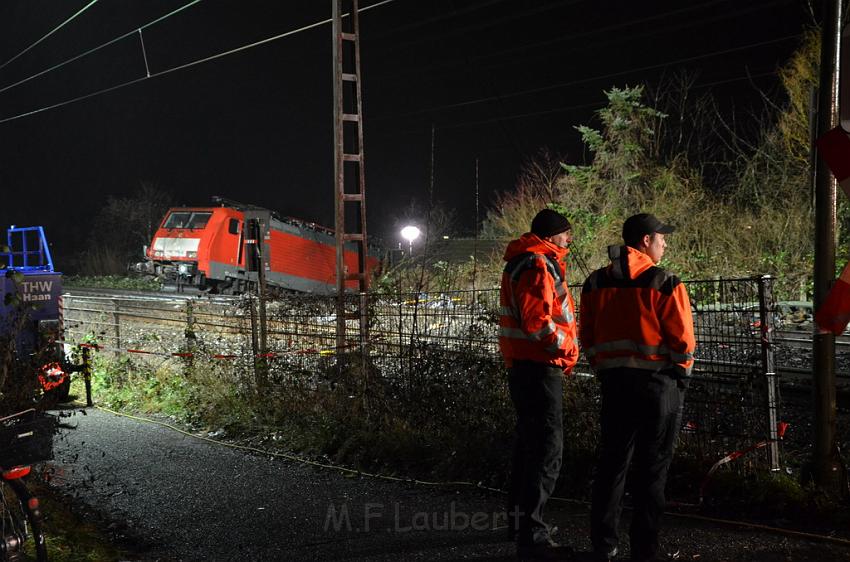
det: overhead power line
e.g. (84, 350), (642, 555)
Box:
(372, 0), (790, 82)
(386, 0), (588, 54)
(157, 0), (395, 78)
(0, 0), (205, 97)
(0, 0), (398, 125)
(370, 0), (513, 38)
(372, 34), (801, 123)
(0, 0), (102, 72)
(374, 70), (780, 137)
(374, 0), (583, 44)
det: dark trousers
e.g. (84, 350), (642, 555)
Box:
(507, 361), (564, 546)
(590, 368), (685, 560)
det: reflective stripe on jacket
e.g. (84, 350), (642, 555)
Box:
(579, 245), (695, 378)
(498, 233), (579, 372)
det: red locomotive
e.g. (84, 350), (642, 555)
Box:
(137, 200), (380, 294)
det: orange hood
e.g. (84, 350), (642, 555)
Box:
(608, 245), (655, 280)
(504, 233), (569, 263)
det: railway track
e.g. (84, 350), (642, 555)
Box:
(62, 287), (850, 381)
(62, 285), (850, 466)
(62, 285), (239, 304)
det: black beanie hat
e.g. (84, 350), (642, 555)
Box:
(530, 209), (571, 238)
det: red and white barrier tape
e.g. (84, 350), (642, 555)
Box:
(697, 421), (790, 503)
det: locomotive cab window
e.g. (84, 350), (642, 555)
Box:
(164, 212), (212, 230)
(228, 218), (240, 235)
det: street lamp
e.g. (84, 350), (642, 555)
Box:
(400, 225), (421, 257)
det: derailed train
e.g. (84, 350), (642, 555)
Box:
(136, 201), (380, 294)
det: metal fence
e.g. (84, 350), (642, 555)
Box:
(62, 276), (810, 483)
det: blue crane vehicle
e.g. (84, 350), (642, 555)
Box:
(0, 226), (69, 401)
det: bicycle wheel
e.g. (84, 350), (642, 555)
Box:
(0, 477), (47, 562)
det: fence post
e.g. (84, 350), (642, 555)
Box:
(113, 301), (121, 357)
(256, 239), (269, 376)
(82, 345), (93, 407)
(185, 300), (196, 344)
(184, 300), (197, 373)
(757, 274), (781, 472)
(397, 288), (404, 377)
(256, 291), (269, 391)
(247, 293), (261, 389)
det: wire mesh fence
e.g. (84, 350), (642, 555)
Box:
(682, 277), (779, 472)
(61, 275), (819, 487)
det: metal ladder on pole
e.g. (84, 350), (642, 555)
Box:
(332, 0), (369, 352)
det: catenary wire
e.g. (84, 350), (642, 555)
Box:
(372, 0), (785, 87)
(390, 0), (788, 177)
(0, 0), (398, 126)
(152, 0), (396, 80)
(442, 0), (530, 173)
(386, 0), (588, 54)
(0, 0), (205, 97)
(0, 0), (102, 72)
(369, 0), (515, 39)
(372, 0), (788, 80)
(379, 0), (790, 183)
(372, 35), (800, 123)
(372, 69), (780, 138)
(0, 2), (794, 128)
(443, 69), (781, 128)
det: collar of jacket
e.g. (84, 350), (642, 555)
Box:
(503, 232), (569, 263)
(607, 245), (655, 280)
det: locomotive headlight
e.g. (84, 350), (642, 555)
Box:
(152, 238), (200, 260)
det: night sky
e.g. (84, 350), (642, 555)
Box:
(0, 0), (814, 265)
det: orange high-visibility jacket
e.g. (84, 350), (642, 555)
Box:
(498, 233), (579, 373)
(579, 245), (695, 378)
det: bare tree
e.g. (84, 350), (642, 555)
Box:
(76, 181), (174, 275)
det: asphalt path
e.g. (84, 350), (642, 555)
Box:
(49, 407), (850, 561)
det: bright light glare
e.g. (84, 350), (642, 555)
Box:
(400, 225), (421, 242)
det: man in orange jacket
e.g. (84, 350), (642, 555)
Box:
(499, 208), (579, 560)
(579, 213), (695, 562)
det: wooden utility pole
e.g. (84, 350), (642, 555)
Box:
(811, 0), (844, 493)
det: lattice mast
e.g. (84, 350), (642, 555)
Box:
(332, 0), (370, 350)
